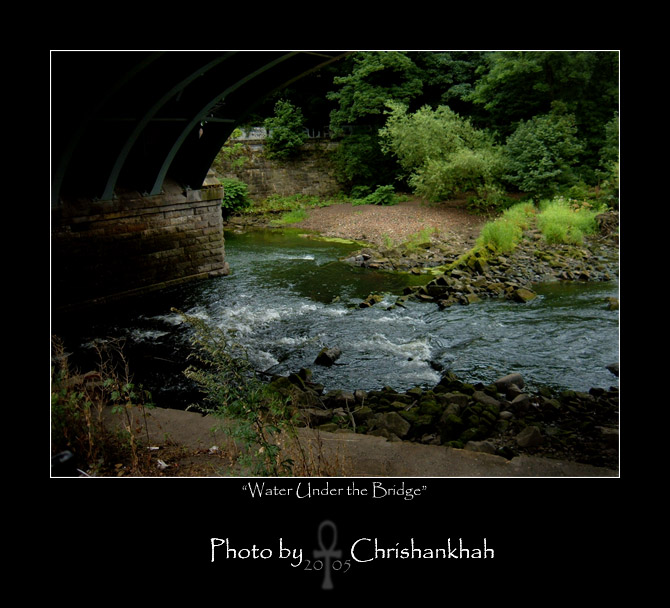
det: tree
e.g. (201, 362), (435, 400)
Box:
(327, 52), (424, 132)
(326, 52), (424, 190)
(467, 51), (619, 178)
(263, 99), (307, 159)
(503, 107), (584, 198)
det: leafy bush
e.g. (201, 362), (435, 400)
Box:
(51, 337), (154, 476)
(352, 184), (398, 206)
(263, 99), (307, 160)
(476, 219), (523, 253)
(331, 131), (399, 191)
(379, 102), (505, 202)
(213, 128), (248, 171)
(503, 110), (584, 198)
(220, 178), (251, 216)
(177, 310), (299, 476)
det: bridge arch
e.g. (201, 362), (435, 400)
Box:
(51, 51), (348, 311)
(52, 51), (347, 204)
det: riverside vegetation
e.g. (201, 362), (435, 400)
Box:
(217, 188), (618, 464)
(51, 194), (619, 476)
(52, 51), (620, 475)
(245, 195), (619, 471)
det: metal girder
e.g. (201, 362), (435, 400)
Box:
(51, 51), (349, 203)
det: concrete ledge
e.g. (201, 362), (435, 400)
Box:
(106, 406), (618, 478)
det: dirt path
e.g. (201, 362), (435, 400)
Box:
(293, 198), (488, 249)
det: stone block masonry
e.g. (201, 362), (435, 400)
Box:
(51, 178), (229, 312)
(212, 140), (341, 201)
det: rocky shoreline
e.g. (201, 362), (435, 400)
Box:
(228, 209), (620, 472)
(349, 218), (619, 311)
(268, 367), (619, 471)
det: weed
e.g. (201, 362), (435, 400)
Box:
(51, 336), (154, 475)
(176, 310), (314, 476)
(270, 208), (308, 226)
(537, 198), (602, 244)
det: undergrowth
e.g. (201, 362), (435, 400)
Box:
(51, 336), (155, 476)
(175, 309), (341, 476)
(474, 197), (604, 256)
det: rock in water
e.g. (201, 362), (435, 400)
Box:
(314, 347), (342, 366)
(494, 373), (525, 392)
(511, 287), (537, 303)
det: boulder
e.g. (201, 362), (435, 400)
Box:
(314, 347), (342, 366)
(511, 288), (537, 303)
(509, 393), (532, 413)
(464, 440), (497, 454)
(370, 412), (411, 439)
(493, 373), (525, 392)
(515, 425), (543, 448)
(606, 362), (619, 377)
(323, 389), (356, 408)
(472, 390), (501, 410)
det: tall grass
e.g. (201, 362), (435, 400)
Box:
(270, 208), (309, 225)
(474, 198), (603, 254)
(536, 198), (603, 244)
(475, 202), (535, 253)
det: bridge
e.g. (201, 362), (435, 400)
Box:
(51, 50), (348, 311)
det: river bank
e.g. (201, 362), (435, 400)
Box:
(222, 198), (620, 473)
(53, 198), (619, 477)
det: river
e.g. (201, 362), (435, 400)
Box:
(53, 227), (620, 410)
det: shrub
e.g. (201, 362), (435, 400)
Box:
(51, 336), (154, 475)
(263, 99), (307, 160)
(177, 310), (300, 476)
(221, 178), (251, 216)
(352, 184), (398, 206)
(380, 102), (505, 202)
(332, 131), (398, 191)
(476, 218), (523, 253)
(474, 202), (535, 253)
(503, 110), (584, 197)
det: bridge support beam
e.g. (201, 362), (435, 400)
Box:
(51, 174), (229, 312)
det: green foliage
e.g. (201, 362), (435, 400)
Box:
(177, 310), (299, 476)
(331, 131), (398, 191)
(327, 52), (425, 190)
(51, 337), (154, 475)
(536, 198), (603, 244)
(328, 52), (424, 131)
(503, 110), (584, 198)
(213, 128), (248, 170)
(270, 208), (308, 225)
(475, 202), (535, 253)
(474, 197), (603, 253)
(351, 184), (398, 206)
(379, 102), (506, 202)
(263, 99), (307, 159)
(220, 178), (251, 216)
(467, 51), (618, 177)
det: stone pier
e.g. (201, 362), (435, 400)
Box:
(51, 174), (229, 312)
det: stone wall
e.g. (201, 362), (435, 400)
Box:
(51, 176), (229, 312)
(211, 140), (341, 200)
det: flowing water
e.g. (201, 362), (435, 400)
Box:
(53, 228), (619, 409)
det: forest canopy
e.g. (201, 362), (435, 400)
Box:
(241, 50), (619, 208)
